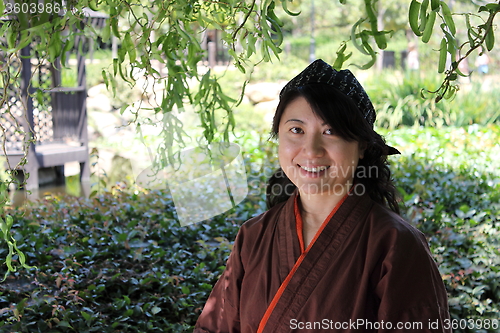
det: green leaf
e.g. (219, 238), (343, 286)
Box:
(422, 10), (436, 43)
(479, 3), (500, 13)
(431, 0), (440, 11)
(485, 25), (495, 51)
(102, 24), (111, 43)
(440, 1), (456, 35)
(16, 9), (29, 31)
(351, 20), (370, 55)
(58, 321), (72, 328)
(102, 69), (109, 90)
(281, 0), (300, 16)
(81, 311), (92, 321)
(111, 17), (120, 38)
(5, 215), (13, 229)
(48, 32), (62, 61)
(409, 0), (423, 37)
(113, 58), (119, 77)
(124, 32), (137, 63)
(119, 105), (128, 115)
(7, 29), (16, 49)
(16, 298), (27, 312)
(61, 38), (75, 66)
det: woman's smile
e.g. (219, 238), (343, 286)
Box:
(277, 96), (363, 197)
(298, 164), (330, 178)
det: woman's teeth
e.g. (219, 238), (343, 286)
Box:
(300, 165), (328, 173)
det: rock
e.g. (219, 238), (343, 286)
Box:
(87, 83), (107, 98)
(64, 161), (81, 177)
(245, 82), (281, 104)
(88, 111), (123, 138)
(254, 98), (279, 124)
(89, 148), (115, 176)
(87, 93), (112, 113)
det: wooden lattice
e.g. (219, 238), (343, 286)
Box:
(1, 11), (106, 189)
(31, 58), (54, 144)
(0, 54), (26, 152)
(0, 51), (58, 152)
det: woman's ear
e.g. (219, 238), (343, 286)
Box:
(359, 142), (367, 159)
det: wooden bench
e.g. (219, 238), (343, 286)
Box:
(1, 47), (90, 191)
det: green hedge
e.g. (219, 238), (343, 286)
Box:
(1, 128), (499, 332)
(366, 73), (500, 128)
(0, 189), (244, 332)
(394, 156), (500, 323)
(388, 126), (500, 327)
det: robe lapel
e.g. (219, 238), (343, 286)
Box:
(276, 194), (302, 283)
(264, 189), (374, 333)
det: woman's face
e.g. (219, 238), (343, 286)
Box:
(278, 96), (364, 198)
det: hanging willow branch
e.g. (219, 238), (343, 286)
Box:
(0, 0), (499, 276)
(407, 0), (500, 101)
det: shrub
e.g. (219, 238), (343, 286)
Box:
(366, 72), (500, 128)
(1, 127), (499, 332)
(388, 126), (500, 330)
(0, 189), (243, 332)
(394, 156), (500, 329)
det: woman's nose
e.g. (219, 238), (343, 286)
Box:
(303, 133), (325, 157)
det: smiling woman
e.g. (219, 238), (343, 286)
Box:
(276, 95), (365, 249)
(194, 60), (452, 333)
(277, 97), (363, 207)
(276, 96), (364, 247)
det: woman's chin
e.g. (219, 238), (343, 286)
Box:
(295, 181), (352, 198)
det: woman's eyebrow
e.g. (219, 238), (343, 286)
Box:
(285, 118), (304, 124)
(285, 118), (328, 126)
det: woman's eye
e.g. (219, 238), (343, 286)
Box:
(290, 127), (303, 134)
(324, 128), (334, 135)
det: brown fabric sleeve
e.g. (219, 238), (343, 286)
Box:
(194, 231), (245, 333)
(373, 220), (451, 333)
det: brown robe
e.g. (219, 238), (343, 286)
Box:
(194, 190), (451, 333)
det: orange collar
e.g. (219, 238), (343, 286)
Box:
(258, 190), (351, 333)
(294, 191), (351, 254)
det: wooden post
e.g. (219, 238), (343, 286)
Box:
(20, 46), (39, 191)
(208, 42), (216, 68)
(76, 39), (90, 183)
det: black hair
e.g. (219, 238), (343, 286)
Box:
(266, 83), (400, 214)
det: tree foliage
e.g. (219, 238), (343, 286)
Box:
(0, 0), (499, 275)
(408, 0), (500, 101)
(1, 0), (499, 146)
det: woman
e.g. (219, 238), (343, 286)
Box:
(194, 59), (450, 333)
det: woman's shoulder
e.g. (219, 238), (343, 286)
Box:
(365, 201), (428, 247)
(231, 198), (293, 253)
(239, 199), (289, 232)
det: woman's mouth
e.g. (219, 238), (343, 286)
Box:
(300, 165), (329, 172)
(298, 165), (330, 177)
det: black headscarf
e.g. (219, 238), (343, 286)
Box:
(279, 59), (399, 155)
